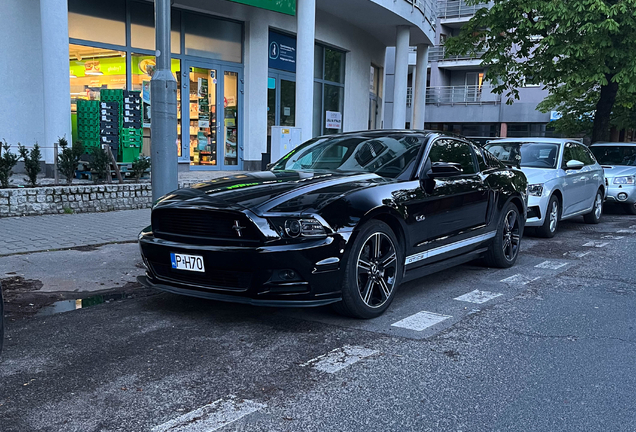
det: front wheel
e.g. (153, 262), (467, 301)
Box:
(583, 190), (603, 224)
(334, 220), (402, 319)
(484, 202), (522, 268)
(536, 195), (560, 238)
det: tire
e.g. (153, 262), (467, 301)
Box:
(536, 195), (560, 238)
(583, 190), (603, 224)
(484, 202), (522, 268)
(333, 220), (402, 319)
(623, 202), (636, 215)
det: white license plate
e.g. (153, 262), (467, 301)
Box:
(170, 253), (205, 272)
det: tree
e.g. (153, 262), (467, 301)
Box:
(445, 0), (636, 142)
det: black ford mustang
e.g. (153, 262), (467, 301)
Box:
(138, 131), (527, 318)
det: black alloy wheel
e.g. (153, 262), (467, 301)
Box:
(485, 202), (522, 268)
(335, 220), (402, 319)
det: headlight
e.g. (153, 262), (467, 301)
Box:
(273, 218), (327, 238)
(527, 184), (544, 197)
(613, 176), (635, 185)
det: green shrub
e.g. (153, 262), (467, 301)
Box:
(57, 137), (84, 185)
(18, 143), (42, 187)
(131, 156), (151, 181)
(89, 146), (111, 184)
(0, 140), (19, 189)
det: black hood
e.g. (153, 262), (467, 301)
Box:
(154, 171), (391, 215)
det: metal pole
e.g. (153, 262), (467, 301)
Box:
(53, 140), (59, 186)
(151, 0), (178, 202)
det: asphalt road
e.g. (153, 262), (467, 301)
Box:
(1, 208), (635, 431)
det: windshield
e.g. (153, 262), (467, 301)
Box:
(485, 142), (560, 169)
(271, 134), (423, 178)
(591, 146), (636, 166)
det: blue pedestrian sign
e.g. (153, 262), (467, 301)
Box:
(268, 31), (296, 73)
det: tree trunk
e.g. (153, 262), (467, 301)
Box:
(592, 79), (619, 143)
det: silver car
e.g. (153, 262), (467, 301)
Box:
(485, 138), (605, 237)
(590, 142), (636, 215)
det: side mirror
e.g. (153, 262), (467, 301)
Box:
(566, 160), (584, 170)
(426, 162), (463, 178)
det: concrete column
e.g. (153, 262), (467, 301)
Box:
(243, 15), (269, 169)
(40, 0), (71, 165)
(412, 44), (429, 130)
(392, 26), (410, 129)
(295, 0), (316, 142)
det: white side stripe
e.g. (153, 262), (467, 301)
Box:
(151, 396), (265, 432)
(405, 231), (497, 265)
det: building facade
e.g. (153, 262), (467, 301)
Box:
(386, 0), (553, 142)
(0, 0), (435, 174)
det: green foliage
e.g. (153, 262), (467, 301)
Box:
(63, 207), (74, 214)
(131, 156), (151, 181)
(0, 140), (19, 189)
(89, 146), (111, 184)
(445, 0), (636, 141)
(57, 137), (85, 185)
(18, 143), (41, 187)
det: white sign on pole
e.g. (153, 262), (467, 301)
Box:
(325, 111), (342, 130)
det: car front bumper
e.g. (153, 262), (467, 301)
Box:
(524, 194), (549, 227)
(138, 228), (347, 307)
(604, 183), (636, 204)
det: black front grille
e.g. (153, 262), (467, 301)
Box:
(152, 209), (260, 243)
(150, 262), (253, 291)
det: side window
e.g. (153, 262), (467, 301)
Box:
(579, 145), (596, 165)
(562, 143), (576, 167)
(428, 139), (477, 175)
(473, 145), (490, 171)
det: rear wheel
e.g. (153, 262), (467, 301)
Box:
(484, 202), (522, 268)
(536, 195), (560, 238)
(334, 220), (402, 319)
(583, 190), (603, 224)
(623, 202), (636, 215)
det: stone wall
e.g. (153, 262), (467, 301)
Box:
(0, 184), (154, 217)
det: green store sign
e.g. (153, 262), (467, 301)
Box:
(227, 0), (296, 15)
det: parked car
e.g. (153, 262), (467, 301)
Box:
(590, 142), (636, 214)
(138, 131), (528, 318)
(485, 138), (605, 238)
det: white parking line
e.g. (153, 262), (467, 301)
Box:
(564, 251), (591, 258)
(391, 311), (452, 331)
(617, 229), (636, 234)
(583, 241), (609, 248)
(601, 235), (625, 240)
(300, 346), (378, 373)
(535, 261), (568, 270)
(500, 274), (541, 285)
(454, 290), (503, 304)
(151, 396), (265, 432)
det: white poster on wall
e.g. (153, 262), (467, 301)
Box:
(325, 111), (342, 130)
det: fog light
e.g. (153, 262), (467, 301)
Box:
(618, 192), (628, 201)
(279, 269), (297, 280)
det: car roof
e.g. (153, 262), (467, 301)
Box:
(590, 142), (636, 146)
(316, 129), (464, 141)
(486, 138), (575, 144)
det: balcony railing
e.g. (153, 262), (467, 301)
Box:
(428, 45), (486, 62)
(437, 0), (493, 20)
(426, 85), (501, 104)
(404, 0), (437, 28)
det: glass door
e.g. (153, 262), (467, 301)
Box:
(188, 66), (218, 167)
(222, 69), (240, 167)
(267, 71), (296, 155)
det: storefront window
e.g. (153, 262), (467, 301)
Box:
(69, 44), (127, 109)
(68, 0), (126, 46)
(130, 2), (182, 54)
(324, 49), (345, 84)
(184, 13), (242, 63)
